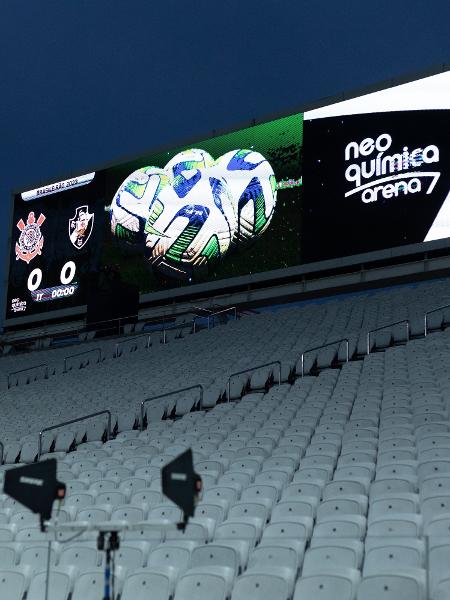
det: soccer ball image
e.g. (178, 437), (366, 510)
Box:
(165, 148), (214, 180)
(110, 166), (171, 245)
(108, 146), (279, 282)
(213, 149), (277, 245)
(145, 169), (237, 281)
(164, 149), (215, 204)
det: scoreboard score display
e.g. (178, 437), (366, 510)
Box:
(7, 172), (105, 318)
(5, 68), (450, 322)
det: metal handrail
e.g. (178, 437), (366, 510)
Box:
(38, 410), (112, 459)
(227, 361), (282, 400)
(193, 306), (237, 333)
(424, 303), (450, 336)
(207, 306), (238, 330)
(367, 319), (410, 354)
(160, 321), (194, 344)
(192, 313), (208, 334)
(140, 385), (204, 430)
(191, 305), (215, 314)
(63, 348), (102, 373)
(299, 339), (349, 377)
(7, 363), (49, 389)
(115, 334), (152, 357)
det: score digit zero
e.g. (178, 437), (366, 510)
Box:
(27, 261), (76, 292)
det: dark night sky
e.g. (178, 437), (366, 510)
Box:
(1, 0), (449, 323)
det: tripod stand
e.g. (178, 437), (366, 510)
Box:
(98, 530), (120, 600)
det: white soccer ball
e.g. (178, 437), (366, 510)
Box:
(165, 148), (214, 180)
(213, 149), (277, 244)
(110, 166), (171, 245)
(145, 168), (236, 281)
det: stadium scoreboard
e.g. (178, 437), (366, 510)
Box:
(6, 69), (450, 321)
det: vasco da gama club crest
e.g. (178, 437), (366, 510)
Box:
(15, 212), (46, 264)
(69, 205), (94, 249)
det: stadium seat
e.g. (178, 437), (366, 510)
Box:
(72, 567), (126, 600)
(294, 569), (361, 600)
(363, 545), (423, 575)
(0, 568), (30, 600)
(191, 543), (239, 575)
(356, 572), (426, 600)
(232, 572), (291, 600)
(313, 515), (367, 540)
(27, 569), (73, 600)
(121, 569), (172, 600)
(310, 538), (364, 569)
(303, 545), (360, 574)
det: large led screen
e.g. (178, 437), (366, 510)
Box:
(5, 69), (450, 322)
(6, 114), (303, 319)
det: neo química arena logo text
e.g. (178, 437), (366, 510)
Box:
(344, 133), (440, 203)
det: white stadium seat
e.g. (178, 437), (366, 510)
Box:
(294, 569), (361, 600)
(121, 570), (172, 600)
(356, 572), (426, 600)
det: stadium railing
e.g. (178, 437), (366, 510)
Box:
(37, 410), (112, 459)
(227, 361), (282, 400)
(63, 348), (103, 373)
(7, 364), (49, 389)
(193, 306), (238, 333)
(424, 303), (450, 336)
(299, 339), (350, 377)
(367, 320), (410, 354)
(114, 334), (152, 358)
(140, 385), (204, 430)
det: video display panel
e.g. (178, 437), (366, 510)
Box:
(5, 69), (450, 322)
(6, 114), (303, 319)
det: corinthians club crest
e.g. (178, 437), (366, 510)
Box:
(15, 212), (46, 264)
(69, 205), (94, 249)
